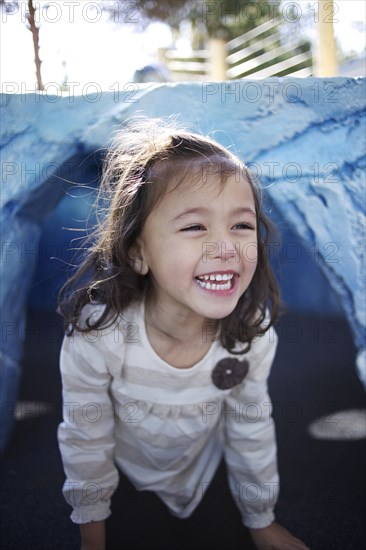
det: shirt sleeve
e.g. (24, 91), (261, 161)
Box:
(57, 316), (119, 524)
(223, 319), (279, 529)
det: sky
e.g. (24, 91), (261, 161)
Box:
(0, 0), (365, 90)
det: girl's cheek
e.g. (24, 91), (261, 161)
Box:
(242, 239), (258, 265)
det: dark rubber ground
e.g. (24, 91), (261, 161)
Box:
(1, 308), (365, 550)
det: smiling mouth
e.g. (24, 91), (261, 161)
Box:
(194, 272), (235, 291)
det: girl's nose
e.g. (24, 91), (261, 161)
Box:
(213, 237), (239, 261)
(220, 241), (238, 261)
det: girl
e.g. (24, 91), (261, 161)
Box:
(57, 117), (310, 550)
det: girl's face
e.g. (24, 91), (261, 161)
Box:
(136, 168), (258, 322)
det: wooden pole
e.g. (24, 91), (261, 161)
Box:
(157, 47), (168, 66)
(26, 0), (44, 90)
(315, 0), (338, 76)
(209, 38), (227, 80)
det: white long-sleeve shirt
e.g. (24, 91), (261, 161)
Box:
(57, 300), (279, 529)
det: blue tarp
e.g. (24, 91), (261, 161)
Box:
(1, 78), (365, 453)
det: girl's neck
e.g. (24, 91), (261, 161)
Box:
(144, 296), (217, 346)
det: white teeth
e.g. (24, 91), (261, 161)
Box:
(196, 277), (233, 291)
(197, 273), (234, 282)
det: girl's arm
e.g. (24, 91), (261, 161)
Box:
(223, 317), (310, 548)
(57, 309), (120, 529)
(80, 520), (105, 550)
(223, 319), (279, 529)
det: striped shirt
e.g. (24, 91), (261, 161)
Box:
(57, 300), (279, 529)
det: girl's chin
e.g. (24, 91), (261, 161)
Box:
(195, 301), (239, 320)
(205, 309), (236, 320)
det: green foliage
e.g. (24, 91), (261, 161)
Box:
(112, 0), (278, 38)
(0, 0), (19, 10)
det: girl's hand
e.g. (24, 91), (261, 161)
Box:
(249, 521), (310, 550)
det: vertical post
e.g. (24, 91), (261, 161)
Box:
(26, 0), (44, 90)
(315, 0), (338, 76)
(157, 47), (168, 66)
(209, 38), (227, 80)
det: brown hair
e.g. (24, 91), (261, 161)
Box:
(58, 116), (282, 354)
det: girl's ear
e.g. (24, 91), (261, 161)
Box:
(133, 257), (149, 276)
(128, 243), (149, 276)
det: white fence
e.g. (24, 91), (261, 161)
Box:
(159, 17), (313, 81)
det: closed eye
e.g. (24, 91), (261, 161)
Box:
(180, 225), (206, 232)
(232, 223), (255, 230)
